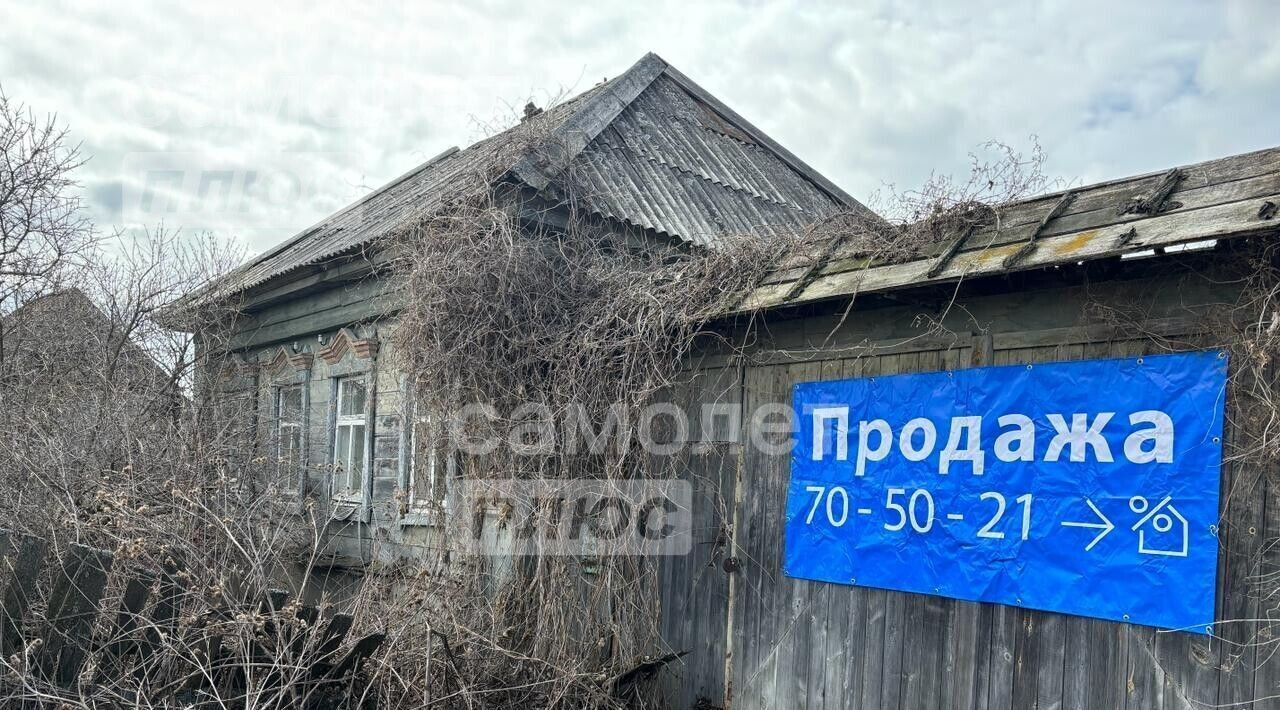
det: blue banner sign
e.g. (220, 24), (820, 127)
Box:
(784, 350), (1227, 633)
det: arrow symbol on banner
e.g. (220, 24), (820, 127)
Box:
(1061, 499), (1115, 551)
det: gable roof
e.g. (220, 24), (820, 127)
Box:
(210, 53), (878, 300)
(739, 145), (1280, 312)
(4, 289), (171, 384)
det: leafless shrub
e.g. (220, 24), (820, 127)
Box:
(856, 139), (1057, 262)
(377, 124), (1062, 705)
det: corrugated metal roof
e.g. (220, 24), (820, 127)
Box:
(212, 84), (608, 296)
(569, 74), (843, 246)
(206, 53), (875, 298)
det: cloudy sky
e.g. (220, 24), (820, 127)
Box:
(1, 0), (1276, 256)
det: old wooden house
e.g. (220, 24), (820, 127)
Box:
(185, 52), (875, 562)
(181, 51), (1280, 708)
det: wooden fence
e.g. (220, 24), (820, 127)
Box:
(0, 528), (384, 707)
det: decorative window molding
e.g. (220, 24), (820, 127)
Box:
(317, 328), (378, 365)
(261, 346), (314, 377)
(217, 352), (259, 380)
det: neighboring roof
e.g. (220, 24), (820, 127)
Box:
(208, 52), (876, 300)
(4, 289), (171, 382)
(6, 288), (111, 333)
(739, 145), (1280, 312)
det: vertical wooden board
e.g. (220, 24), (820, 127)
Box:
(728, 363), (753, 705)
(671, 378), (705, 708)
(877, 353), (908, 710)
(838, 588), (870, 709)
(972, 602), (996, 710)
(655, 549), (679, 705)
(1053, 341), (1112, 710)
(1251, 469), (1280, 708)
(807, 357), (846, 710)
(1033, 612), (1067, 710)
(815, 552), (849, 710)
(943, 600), (984, 710)
(1006, 348), (1057, 709)
(0, 531), (46, 659)
(40, 544), (113, 687)
(803, 583), (830, 710)
(920, 350), (950, 710)
(901, 349), (947, 710)
(986, 603), (1018, 710)
(1061, 615), (1089, 710)
(778, 360), (822, 709)
(1084, 618), (1126, 710)
(839, 355), (872, 710)
(95, 570), (155, 680)
(984, 345), (1047, 710)
(939, 341), (983, 710)
(762, 361), (794, 710)
(695, 369), (738, 707)
(714, 365), (746, 708)
(1156, 628), (1218, 710)
(1215, 406), (1264, 707)
(671, 374), (696, 706)
(856, 355), (888, 710)
(1124, 625), (1165, 710)
(765, 365), (799, 705)
(731, 362), (773, 705)
(1031, 345), (1084, 710)
(859, 589), (889, 709)
(820, 355), (870, 710)
(740, 361), (792, 707)
(1090, 341), (1131, 710)
(903, 593), (949, 710)
(1010, 609), (1044, 710)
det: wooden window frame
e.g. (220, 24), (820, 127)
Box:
(273, 384), (304, 485)
(331, 375), (371, 500)
(406, 411), (450, 517)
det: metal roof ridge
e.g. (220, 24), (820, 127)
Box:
(507, 53), (669, 193)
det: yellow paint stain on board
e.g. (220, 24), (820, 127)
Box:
(1051, 229), (1101, 256)
(966, 243), (1020, 268)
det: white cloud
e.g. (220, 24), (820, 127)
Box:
(1, 0), (1275, 254)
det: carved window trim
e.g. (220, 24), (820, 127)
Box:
(317, 328), (378, 366)
(261, 346), (314, 381)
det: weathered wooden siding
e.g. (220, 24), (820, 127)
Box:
(213, 232), (1278, 708)
(662, 260), (1277, 709)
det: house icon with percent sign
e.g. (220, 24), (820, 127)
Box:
(1129, 495), (1189, 557)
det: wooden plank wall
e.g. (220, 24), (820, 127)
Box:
(662, 262), (1280, 709)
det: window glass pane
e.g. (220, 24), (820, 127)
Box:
(348, 424), (366, 489)
(413, 429), (433, 498)
(281, 425), (301, 460)
(335, 425), (351, 474)
(339, 378), (366, 417)
(280, 386), (302, 421)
